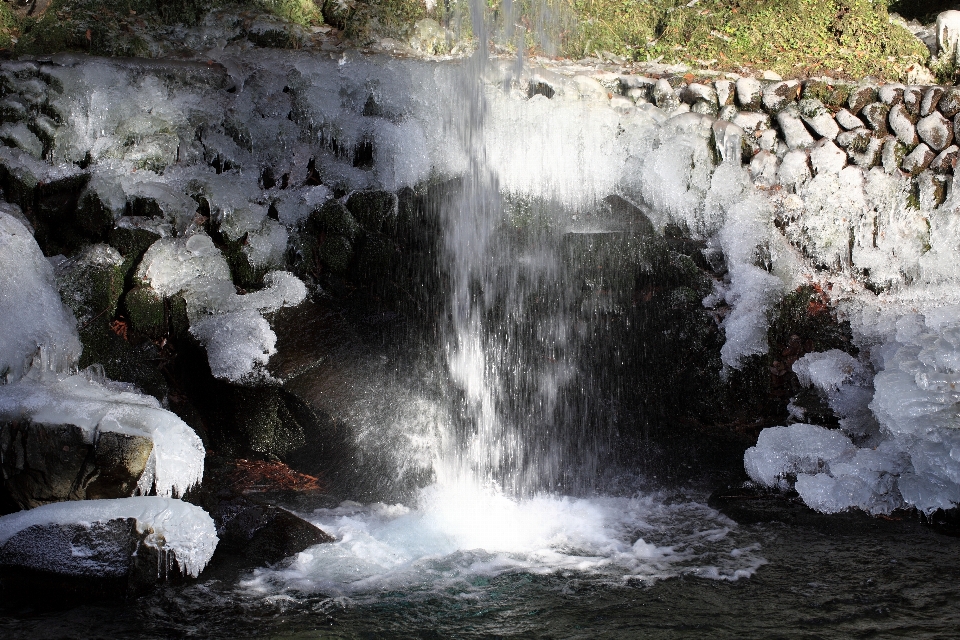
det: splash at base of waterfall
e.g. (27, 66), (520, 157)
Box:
(239, 483), (765, 600)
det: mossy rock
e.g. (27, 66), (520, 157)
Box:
(108, 224), (165, 281)
(356, 232), (400, 283)
(318, 234), (353, 274)
(124, 284), (166, 337)
(802, 80), (852, 108)
(76, 325), (169, 400)
(309, 200), (360, 240)
(55, 244), (126, 324)
(346, 190), (398, 234)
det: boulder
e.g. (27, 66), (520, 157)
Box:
(682, 83), (718, 106)
(749, 150), (779, 187)
(0, 497), (217, 598)
(888, 104), (919, 146)
(836, 128), (872, 151)
(736, 77), (763, 110)
(921, 87), (945, 117)
(834, 109), (864, 131)
(776, 105), (815, 150)
(732, 111), (771, 135)
(917, 112), (954, 151)
(847, 84), (878, 115)
(797, 99), (839, 140)
(345, 190), (398, 234)
(859, 102), (890, 137)
(778, 150), (811, 191)
(881, 137), (909, 174)
(847, 137), (883, 169)
(762, 80), (801, 113)
(573, 75), (608, 101)
(901, 143), (936, 176)
(718, 105), (738, 122)
(903, 86), (923, 117)
(652, 78), (680, 111)
(930, 145), (959, 173)
(938, 87), (960, 118)
(810, 139), (847, 175)
(878, 84), (905, 106)
(714, 80), (735, 106)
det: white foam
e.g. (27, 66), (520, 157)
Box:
(241, 484), (765, 598)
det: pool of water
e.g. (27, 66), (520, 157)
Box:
(2, 483), (958, 639)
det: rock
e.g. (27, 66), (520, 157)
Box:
(757, 128), (779, 153)
(859, 102), (890, 137)
(901, 143), (936, 176)
(922, 87), (945, 117)
(938, 87), (960, 118)
(836, 128), (872, 151)
(778, 150), (811, 191)
(802, 79), (851, 109)
(776, 105), (815, 150)
(574, 75), (608, 101)
(691, 99), (718, 116)
(609, 95), (636, 115)
(762, 80), (801, 113)
(749, 150), (779, 186)
(619, 75), (656, 97)
(652, 78), (680, 111)
(207, 494), (333, 566)
(0, 421), (153, 511)
(309, 199), (360, 241)
(736, 77), (763, 110)
(835, 109), (864, 131)
(718, 104), (738, 122)
(797, 98), (839, 140)
(714, 80), (735, 106)
(930, 145), (959, 173)
(888, 104), (919, 146)
(54, 244), (125, 327)
(937, 10), (960, 63)
(761, 70), (782, 81)
(847, 137), (883, 168)
(626, 87), (649, 104)
(903, 86), (923, 117)
(732, 111), (771, 134)
(409, 18), (445, 54)
(0, 497), (217, 598)
(917, 112), (954, 151)
(345, 190), (398, 234)
(682, 83), (718, 106)
(810, 139), (847, 175)
(918, 170), (950, 208)
(878, 84), (905, 106)
(317, 234), (353, 274)
(881, 137), (909, 174)
(0, 123), (43, 159)
(847, 84), (878, 115)
(712, 120), (745, 164)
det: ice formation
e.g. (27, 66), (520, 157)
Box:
(136, 234), (306, 381)
(0, 211), (81, 382)
(0, 372), (205, 498)
(0, 497), (217, 578)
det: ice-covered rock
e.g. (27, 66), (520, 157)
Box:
(859, 102), (889, 136)
(749, 150), (779, 186)
(878, 84), (905, 107)
(0, 212), (81, 382)
(881, 136), (908, 174)
(917, 112), (954, 151)
(889, 104), (919, 146)
(921, 87), (944, 117)
(0, 373), (204, 499)
(930, 145), (959, 173)
(652, 78), (680, 111)
(136, 234), (307, 381)
(810, 139), (847, 175)
(714, 80), (735, 107)
(762, 80), (800, 113)
(937, 10), (960, 63)
(0, 497), (217, 580)
(902, 143), (936, 176)
(835, 108), (864, 131)
(712, 120), (744, 164)
(778, 150), (811, 191)
(736, 77), (762, 110)
(776, 106), (815, 150)
(744, 423), (855, 489)
(798, 98), (839, 140)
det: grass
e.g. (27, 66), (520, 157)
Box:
(0, 0), (935, 82)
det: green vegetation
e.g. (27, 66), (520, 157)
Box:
(0, 0), (939, 81)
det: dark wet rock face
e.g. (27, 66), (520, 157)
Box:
(0, 422), (153, 512)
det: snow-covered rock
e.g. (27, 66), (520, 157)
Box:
(0, 497), (217, 580)
(917, 112), (954, 151)
(0, 373), (205, 500)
